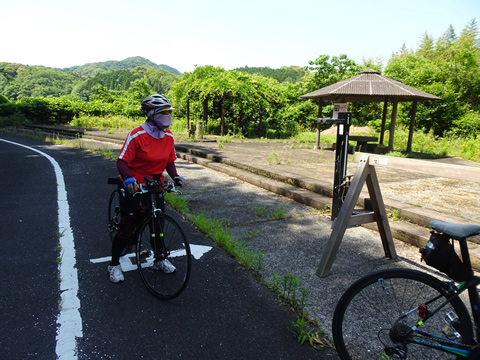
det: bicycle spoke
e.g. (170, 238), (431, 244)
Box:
(107, 190), (122, 243)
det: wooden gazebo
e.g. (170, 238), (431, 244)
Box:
(301, 69), (441, 152)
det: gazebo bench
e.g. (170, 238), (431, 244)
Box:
(349, 136), (378, 152)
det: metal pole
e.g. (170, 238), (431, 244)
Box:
(330, 112), (351, 220)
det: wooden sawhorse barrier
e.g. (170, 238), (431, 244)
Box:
(317, 154), (397, 277)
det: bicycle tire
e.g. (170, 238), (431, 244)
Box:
(136, 212), (191, 300)
(332, 268), (474, 359)
(107, 189), (122, 243)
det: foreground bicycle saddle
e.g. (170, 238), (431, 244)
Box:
(430, 221), (480, 240)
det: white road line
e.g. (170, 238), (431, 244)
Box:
(91, 244), (213, 272)
(1, 140), (82, 359)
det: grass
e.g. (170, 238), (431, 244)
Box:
(165, 191), (265, 272)
(269, 272), (333, 349)
(269, 207), (286, 220)
(383, 126), (479, 163)
(70, 114), (143, 130)
(188, 211), (264, 271)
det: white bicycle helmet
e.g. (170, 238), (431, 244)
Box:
(141, 94), (174, 117)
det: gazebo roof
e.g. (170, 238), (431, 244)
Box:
(301, 69), (440, 102)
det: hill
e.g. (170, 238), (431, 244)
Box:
(61, 56), (182, 76)
(234, 65), (307, 83)
(0, 58), (180, 100)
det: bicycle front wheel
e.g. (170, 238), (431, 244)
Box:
(136, 213), (191, 300)
(107, 189), (122, 243)
(332, 268), (473, 359)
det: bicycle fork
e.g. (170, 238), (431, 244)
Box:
(149, 209), (169, 262)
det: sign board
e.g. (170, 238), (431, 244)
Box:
(333, 103), (348, 119)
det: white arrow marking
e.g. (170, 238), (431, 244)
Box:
(90, 244), (212, 273)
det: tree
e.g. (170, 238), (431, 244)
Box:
(417, 32), (435, 59)
(304, 54), (362, 93)
(169, 66), (287, 137)
(384, 20), (480, 136)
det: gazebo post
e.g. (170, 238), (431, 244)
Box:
(220, 97), (225, 136)
(315, 98), (323, 149)
(407, 100), (418, 152)
(186, 98), (191, 137)
(379, 98), (388, 145)
(388, 100), (398, 151)
(203, 97), (208, 128)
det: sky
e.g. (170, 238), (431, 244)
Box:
(1, 0), (479, 73)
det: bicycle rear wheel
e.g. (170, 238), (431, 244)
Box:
(332, 268), (473, 359)
(107, 189), (122, 243)
(136, 213), (191, 300)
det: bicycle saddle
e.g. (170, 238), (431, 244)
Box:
(430, 220), (480, 240)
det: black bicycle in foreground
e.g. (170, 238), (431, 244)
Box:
(332, 220), (480, 359)
(107, 176), (191, 300)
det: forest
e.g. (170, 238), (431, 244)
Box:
(0, 21), (479, 153)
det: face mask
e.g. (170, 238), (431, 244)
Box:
(152, 113), (173, 129)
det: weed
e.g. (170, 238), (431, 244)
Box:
(96, 147), (113, 160)
(188, 212), (264, 271)
(269, 272), (333, 349)
(290, 312), (310, 345)
(267, 152), (281, 164)
(58, 298), (65, 313)
(245, 228), (263, 239)
(255, 204), (266, 216)
(290, 313), (331, 349)
(165, 192), (190, 213)
(270, 273), (308, 311)
(391, 209), (400, 221)
(269, 207), (286, 220)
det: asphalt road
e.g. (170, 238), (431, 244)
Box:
(0, 133), (338, 359)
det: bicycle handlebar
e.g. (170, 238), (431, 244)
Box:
(134, 176), (182, 196)
(107, 176), (182, 195)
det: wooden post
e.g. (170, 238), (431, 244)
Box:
(407, 100), (417, 153)
(203, 97), (208, 129)
(388, 100), (398, 151)
(379, 98), (388, 145)
(186, 98), (190, 137)
(220, 97), (225, 136)
(315, 98), (323, 150)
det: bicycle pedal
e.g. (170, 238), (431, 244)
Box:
(139, 250), (152, 259)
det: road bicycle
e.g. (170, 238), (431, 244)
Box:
(332, 220), (480, 359)
(107, 176), (191, 300)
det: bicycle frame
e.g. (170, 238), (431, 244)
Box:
(135, 181), (178, 262)
(397, 237), (480, 357)
(146, 190), (168, 261)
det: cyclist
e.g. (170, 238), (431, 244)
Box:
(108, 94), (186, 283)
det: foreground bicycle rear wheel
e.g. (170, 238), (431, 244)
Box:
(136, 213), (191, 300)
(332, 268), (473, 359)
(107, 189), (122, 243)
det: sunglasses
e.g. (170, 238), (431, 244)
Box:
(157, 110), (172, 115)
